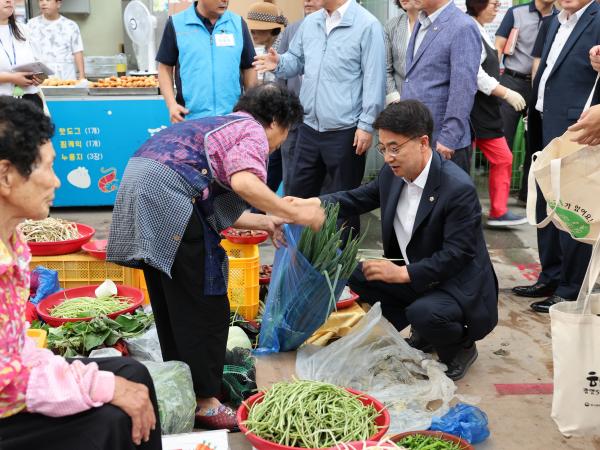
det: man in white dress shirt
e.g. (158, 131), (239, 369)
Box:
(290, 101), (498, 381)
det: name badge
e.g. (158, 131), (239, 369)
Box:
(215, 33), (235, 47)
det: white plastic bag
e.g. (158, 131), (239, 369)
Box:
(95, 279), (118, 297)
(296, 303), (456, 433)
(125, 326), (163, 362)
(88, 347), (122, 358)
(142, 360), (196, 435)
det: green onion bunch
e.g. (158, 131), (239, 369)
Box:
(297, 203), (366, 281)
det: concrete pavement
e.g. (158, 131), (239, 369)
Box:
(49, 194), (600, 449)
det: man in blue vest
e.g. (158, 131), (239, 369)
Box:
(156, 0), (258, 122)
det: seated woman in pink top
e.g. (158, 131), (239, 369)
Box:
(0, 97), (160, 450)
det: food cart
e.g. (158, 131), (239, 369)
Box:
(43, 81), (169, 207)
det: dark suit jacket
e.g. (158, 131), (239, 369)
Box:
(529, 2), (600, 151)
(322, 152), (498, 341)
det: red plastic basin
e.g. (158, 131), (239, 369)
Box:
(238, 387), (390, 450)
(390, 431), (474, 450)
(36, 284), (144, 327)
(222, 228), (269, 245)
(82, 239), (108, 260)
(337, 289), (360, 310)
(27, 223), (95, 256)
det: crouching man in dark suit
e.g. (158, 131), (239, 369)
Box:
(287, 100), (498, 380)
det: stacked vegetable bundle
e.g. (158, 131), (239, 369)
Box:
(241, 380), (387, 449)
(257, 204), (365, 353)
(297, 203), (365, 286)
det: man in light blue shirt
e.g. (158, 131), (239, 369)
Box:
(255, 0), (386, 235)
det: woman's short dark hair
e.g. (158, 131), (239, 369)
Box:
(0, 97), (54, 178)
(234, 83), (303, 129)
(466, 0), (489, 17)
(373, 100), (433, 142)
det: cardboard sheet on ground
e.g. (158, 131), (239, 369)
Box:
(306, 302), (366, 346)
(296, 303), (456, 433)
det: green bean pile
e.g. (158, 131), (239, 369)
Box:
(396, 435), (464, 450)
(244, 380), (381, 448)
(20, 218), (80, 242)
(49, 295), (133, 318)
(298, 203), (366, 281)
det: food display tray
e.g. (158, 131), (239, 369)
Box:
(41, 86), (89, 96)
(88, 87), (159, 96)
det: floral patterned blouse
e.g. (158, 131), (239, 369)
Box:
(0, 231), (32, 418)
(0, 231), (114, 419)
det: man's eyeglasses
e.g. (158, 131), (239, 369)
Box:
(376, 136), (419, 156)
(489, 1), (501, 8)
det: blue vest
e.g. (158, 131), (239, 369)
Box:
(172, 6), (244, 120)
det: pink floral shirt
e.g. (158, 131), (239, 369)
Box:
(205, 112), (270, 186)
(0, 231), (115, 419)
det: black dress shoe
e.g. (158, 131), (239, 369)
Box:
(530, 295), (568, 313)
(512, 281), (558, 298)
(444, 343), (478, 381)
(405, 330), (434, 353)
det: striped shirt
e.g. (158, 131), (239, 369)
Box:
(384, 11), (411, 102)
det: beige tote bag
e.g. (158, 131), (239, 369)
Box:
(550, 239), (600, 436)
(526, 76), (600, 244)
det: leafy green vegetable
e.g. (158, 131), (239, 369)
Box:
(396, 434), (465, 450)
(31, 310), (154, 356)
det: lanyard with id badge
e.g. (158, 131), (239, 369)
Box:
(0, 28), (24, 98)
(214, 31), (235, 47)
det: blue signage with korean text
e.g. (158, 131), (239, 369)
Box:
(46, 97), (169, 207)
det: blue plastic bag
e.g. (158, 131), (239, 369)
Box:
(256, 224), (347, 353)
(30, 266), (60, 305)
(429, 403), (490, 444)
